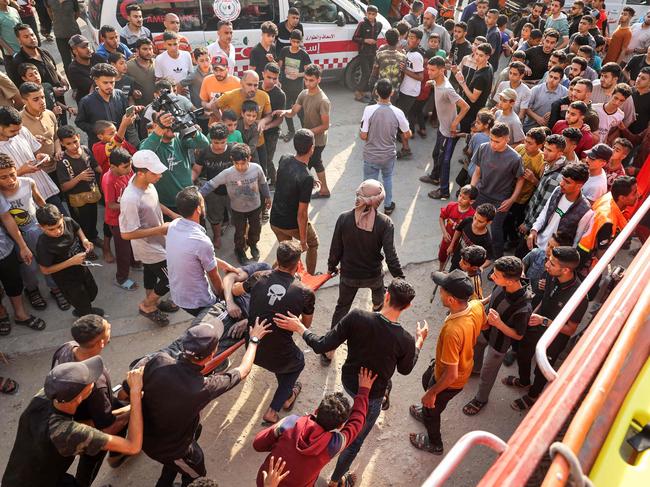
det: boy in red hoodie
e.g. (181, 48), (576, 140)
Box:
(253, 368), (377, 487)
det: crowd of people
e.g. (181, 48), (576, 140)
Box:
(1, 0), (650, 486)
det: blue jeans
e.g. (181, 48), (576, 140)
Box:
(363, 159), (395, 207)
(330, 385), (383, 482)
(429, 130), (459, 196)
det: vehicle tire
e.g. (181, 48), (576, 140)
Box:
(344, 56), (362, 91)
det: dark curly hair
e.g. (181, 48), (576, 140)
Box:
(315, 392), (351, 431)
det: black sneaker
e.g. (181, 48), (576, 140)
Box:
(73, 307), (105, 317)
(235, 249), (249, 264)
(428, 189), (450, 200)
(384, 202), (396, 215)
(250, 245), (260, 260)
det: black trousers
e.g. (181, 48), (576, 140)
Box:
(0, 250), (24, 297)
(143, 260), (170, 296)
(528, 333), (571, 398)
(421, 360), (463, 446)
(70, 203), (99, 241)
(34, 0), (52, 36)
(55, 37), (73, 76)
(330, 275), (385, 328)
(516, 328), (545, 387)
(231, 205), (262, 252)
(283, 84), (304, 134)
(264, 131), (279, 184)
(57, 269), (98, 315)
(155, 427), (206, 487)
(503, 201), (528, 246)
(356, 53), (375, 92)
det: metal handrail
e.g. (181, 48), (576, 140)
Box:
(535, 193), (650, 381)
(421, 431), (507, 487)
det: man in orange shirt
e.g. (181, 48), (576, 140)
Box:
(603, 7), (635, 64)
(409, 269), (486, 455)
(200, 55), (241, 125)
(152, 13), (191, 54)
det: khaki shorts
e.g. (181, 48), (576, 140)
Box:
(204, 192), (230, 225)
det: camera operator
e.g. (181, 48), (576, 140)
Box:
(140, 110), (209, 216)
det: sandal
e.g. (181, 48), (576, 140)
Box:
(15, 315), (47, 331)
(25, 288), (47, 310)
(329, 472), (357, 487)
(501, 376), (530, 389)
(0, 315), (11, 335)
(462, 398), (487, 416)
(113, 278), (138, 291)
(409, 432), (443, 455)
(409, 404), (424, 423)
(511, 394), (537, 411)
(157, 299), (179, 313)
(282, 381), (302, 411)
(50, 289), (70, 310)
(0, 377), (19, 395)
(139, 308), (170, 326)
(382, 379), (392, 410)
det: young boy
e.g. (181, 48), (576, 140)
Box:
(56, 125), (103, 258)
(0, 154), (69, 315)
(459, 244), (488, 300)
(92, 118), (138, 175)
(605, 137), (632, 189)
(352, 4), (379, 103)
(462, 256), (533, 416)
(437, 185), (478, 270)
(237, 100), (261, 163)
(192, 123), (232, 249)
(35, 204), (103, 317)
(222, 109), (244, 143)
(199, 143), (270, 264)
(107, 52), (137, 102)
(465, 110), (495, 179)
(102, 147), (138, 291)
(561, 127), (582, 164)
(426, 33), (447, 58)
(250, 21), (278, 77)
(582, 143), (611, 203)
(18, 63), (67, 119)
(278, 29), (311, 139)
(495, 89), (525, 146)
(449, 203), (496, 271)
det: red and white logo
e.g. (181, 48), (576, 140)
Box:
(213, 0), (241, 22)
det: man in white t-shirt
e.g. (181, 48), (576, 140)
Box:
(207, 20), (237, 76)
(581, 144), (611, 203)
(622, 12), (650, 64)
(360, 78), (412, 214)
(395, 28), (424, 159)
(154, 32), (193, 86)
(592, 83), (632, 142)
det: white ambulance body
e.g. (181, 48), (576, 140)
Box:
(83, 0), (390, 88)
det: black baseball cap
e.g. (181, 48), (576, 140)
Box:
(585, 143), (613, 161)
(44, 356), (104, 402)
(181, 321), (223, 360)
(430, 269), (474, 300)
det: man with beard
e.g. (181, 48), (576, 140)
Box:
(200, 54), (241, 125)
(208, 20), (237, 76)
(127, 38), (156, 106)
(119, 4), (152, 50)
(513, 2), (545, 39)
(67, 35), (105, 104)
(590, 63), (636, 128)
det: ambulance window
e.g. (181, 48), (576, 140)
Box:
(201, 0), (280, 31)
(626, 1), (650, 5)
(115, 0), (203, 32)
(289, 0), (351, 24)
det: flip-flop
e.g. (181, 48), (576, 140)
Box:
(50, 289), (70, 310)
(283, 381), (302, 411)
(0, 377), (19, 395)
(511, 394), (537, 411)
(113, 278), (139, 291)
(24, 288), (47, 310)
(157, 299), (179, 313)
(409, 432), (443, 455)
(139, 309), (169, 326)
(0, 315), (11, 335)
(15, 315), (46, 331)
(501, 375), (530, 389)
(462, 398), (487, 416)
(409, 404), (424, 423)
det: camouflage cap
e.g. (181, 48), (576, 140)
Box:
(45, 356), (104, 402)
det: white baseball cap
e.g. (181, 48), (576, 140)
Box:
(132, 150), (167, 174)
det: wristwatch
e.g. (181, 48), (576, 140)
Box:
(250, 336), (260, 345)
(542, 318), (550, 327)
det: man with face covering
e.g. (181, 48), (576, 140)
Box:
(322, 179), (404, 365)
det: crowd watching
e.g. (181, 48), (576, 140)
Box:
(0, 0), (649, 486)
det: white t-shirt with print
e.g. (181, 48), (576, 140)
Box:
(154, 51), (193, 84)
(399, 50), (424, 97)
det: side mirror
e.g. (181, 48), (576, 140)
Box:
(336, 11), (346, 27)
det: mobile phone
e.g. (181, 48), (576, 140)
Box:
(125, 106), (136, 117)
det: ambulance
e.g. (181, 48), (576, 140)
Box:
(83, 0), (391, 89)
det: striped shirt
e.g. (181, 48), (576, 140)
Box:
(0, 127), (59, 200)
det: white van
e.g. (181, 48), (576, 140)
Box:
(83, 0), (390, 88)
(563, 0), (650, 28)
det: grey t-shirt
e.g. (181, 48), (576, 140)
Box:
(200, 163), (270, 213)
(360, 103), (410, 165)
(0, 194), (15, 259)
(118, 180), (166, 264)
(472, 143), (524, 202)
(434, 78), (463, 138)
(3, 177), (39, 232)
(495, 110), (526, 145)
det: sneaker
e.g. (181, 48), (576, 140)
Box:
(419, 175), (440, 185)
(250, 245), (260, 260)
(384, 202), (396, 215)
(428, 189), (449, 200)
(73, 307), (105, 318)
(235, 249), (249, 264)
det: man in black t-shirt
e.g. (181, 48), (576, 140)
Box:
(455, 42), (493, 133)
(466, 0), (488, 43)
(275, 278), (427, 486)
(269, 129), (319, 274)
(51, 315), (128, 486)
(506, 247), (588, 411)
(276, 7), (304, 52)
(624, 48), (650, 85)
(246, 240), (315, 425)
(2, 357), (145, 487)
(259, 62), (287, 185)
(249, 21), (278, 77)
(192, 123), (232, 249)
(522, 30), (560, 81)
(626, 67), (650, 135)
(449, 22), (473, 67)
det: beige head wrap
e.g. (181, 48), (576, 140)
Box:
(354, 179), (386, 232)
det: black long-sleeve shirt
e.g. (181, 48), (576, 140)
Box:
(327, 209), (403, 280)
(303, 309), (418, 399)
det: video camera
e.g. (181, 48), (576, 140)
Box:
(151, 89), (205, 139)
